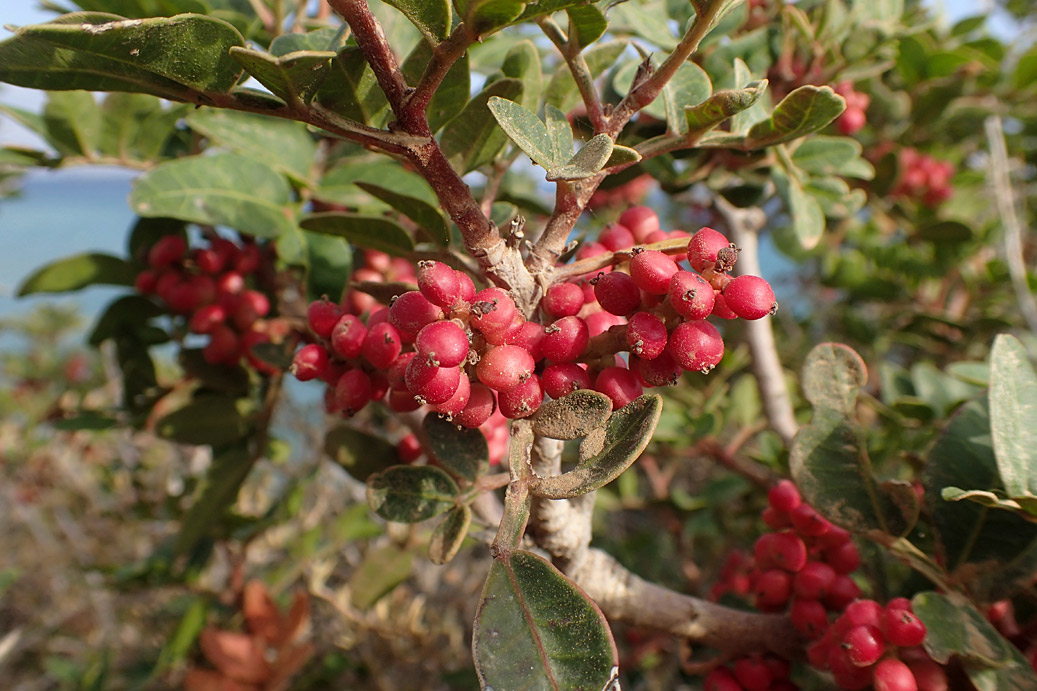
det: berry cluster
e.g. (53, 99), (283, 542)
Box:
(708, 481), (945, 690)
(834, 82), (870, 136)
(891, 148), (954, 207)
(135, 234), (278, 371)
(290, 206), (776, 464)
(704, 655), (795, 691)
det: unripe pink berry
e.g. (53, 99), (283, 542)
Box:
(593, 271), (641, 316)
(668, 320), (724, 373)
(542, 282), (585, 318)
(417, 260), (462, 308)
(415, 320), (469, 368)
(584, 310), (625, 338)
(838, 107), (867, 136)
(710, 292), (738, 320)
(455, 270), (476, 302)
(405, 358), (460, 405)
(594, 366), (642, 409)
(307, 298), (342, 339)
(476, 345), (535, 392)
(668, 271), (715, 320)
(629, 249), (678, 295)
(724, 275), (777, 320)
(626, 311), (668, 360)
(686, 227), (730, 272)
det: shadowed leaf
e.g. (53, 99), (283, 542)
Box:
(355, 182), (450, 245)
(18, 253), (137, 296)
(186, 109), (316, 184)
(801, 342), (868, 414)
(229, 47), (335, 105)
(533, 390), (613, 440)
(429, 504), (471, 565)
(349, 546), (413, 609)
(300, 212), (415, 256)
(324, 426), (398, 482)
(422, 414), (489, 482)
(156, 395), (248, 447)
(441, 78), (524, 172)
(174, 445), (254, 556)
(383, 0), (451, 43)
(746, 85), (845, 148)
(367, 465), (459, 523)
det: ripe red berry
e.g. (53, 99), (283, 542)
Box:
(838, 107), (867, 136)
(593, 271), (641, 317)
(791, 597), (830, 639)
(362, 322), (403, 369)
(824, 575), (862, 610)
(470, 287), (519, 335)
(668, 320), (724, 373)
(794, 562), (837, 600)
(768, 480), (802, 513)
(907, 660), (947, 691)
(626, 312), (668, 360)
(188, 304), (226, 335)
(762, 506), (792, 530)
(417, 260), (462, 308)
(291, 344), (329, 381)
(842, 624), (885, 667)
(828, 645), (875, 690)
(790, 502), (831, 537)
(217, 270), (245, 296)
(668, 271), (715, 320)
(477, 345), (535, 392)
(883, 608), (927, 647)
(710, 292), (739, 320)
(723, 275), (777, 320)
(542, 362), (592, 399)
(335, 369), (373, 416)
(203, 325), (240, 365)
(194, 247), (226, 275)
(703, 667), (741, 691)
(686, 227), (730, 272)
(498, 374), (544, 419)
(455, 383), (497, 428)
(824, 540), (862, 575)
(754, 569), (792, 610)
(390, 290), (444, 335)
(618, 205), (660, 243)
(506, 321), (546, 362)
(629, 249), (679, 295)
(873, 658), (918, 691)
(630, 351), (682, 388)
(331, 314), (368, 359)
(434, 370), (472, 417)
(733, 656), (773, 691)
(148, 235), (187, 267)
(599, 223), (635, 251)
(541, 316), (589, 363)
(307, 298), (342, 339)
(415, 320), (469, 368)
(542, 282), (585, 318)
(233, 244), (262, 274)
(594, 366), (643, 409)
(397, 434), (423, 463)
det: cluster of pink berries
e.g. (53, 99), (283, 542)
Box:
(289, 206), (775, 463)
(135, 234), (278, 371)
(892, 148), (954, 207)
(708, 481), (945, 690)
(834, 82), (870, 136)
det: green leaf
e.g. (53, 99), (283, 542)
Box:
(567, 5), (608, 48)
(186, 109), (316, 184)
(0, 13), (245, 99)
(99, 93), (185, 163)
(269, 26), (347, 56)
(684, 80), (768, 134)
(429, 504), (471, 565)
(533, 389), (613, 440)
(611, 1), (676, 50)
(422, 413), (490, 482)
(546, 133), (614, 181)
(229, 47), (335, 106)
(663, 62), (713, 135)
(487, 96), (560, 169)
(440, 78), (524, 173)
(304, 231), (353, 302)
(89, 295), (165, 346)
(156, 395), (248, 447)
(130, 152), (296, 238)
(603, 144), (642, 169)
(531, 394), (662, 499)
(317, 47), (391, 125)
(941, 487), (1037, 522)
(300, 212), (415, 256)
(355, 182), (450, 245)
(544, 105), (574, 166)
(52, 411), (119, 431)
(501, 40), (542, 112)
(349, 546), (413, 609)
(745, 85), (845, 148)
(174, 446), (254, 556)
(473, 550), (618, 690)
(155, 599), (208, 672)
(401, 40), (470, 133)
(1014, 46), (1037, 91)
(458, 0), (527, 37)
(772, 164), (825, 250)
(17, 252), (137, 296)
(383, 0), (451, 43)
(324, 425), (398, 482)
(179, 348), (250, 396)
(913, 591), (1037, 690)
(317, 157), (437, 208)
(916, 220), (973, 243)
(804, 176), (867, 219)
(988, 334), (1037, 501)
(43, 90), (102, 157)
(791, 344), (917, 537)
(545, 40), (627, 113)
(791, 135), (873, 179)
(366, 465), (460, 523)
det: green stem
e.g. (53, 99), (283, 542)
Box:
(491, 420), (534, 557)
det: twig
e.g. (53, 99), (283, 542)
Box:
(715, 196), (798, 447)
(985, 115), (1037, 335)
(537, 17), (608, 133)
(403, 24), (474, 126)
(325, 0), (409, 116)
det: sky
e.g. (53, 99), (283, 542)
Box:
(0, 0), (1009, 151)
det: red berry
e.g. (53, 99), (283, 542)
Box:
(723, 275), (777, 320)
(824, 575), (862, 610)
(768, 531), (808, 572)
(907, 660), (947, 691)
(824, 540), (861, 574)
(794, 562), (837, 600)
(883, 608), (927, 647)
(733, 656), (773, 691)
(768, 480), (802, 513)
(790, 503), (831, 537)
(455, 270), (476, 302)
(477, 345), (535, 392)
(498, 374), (544, 419)
(233, 244), (262, 274)
(435, 370), (472, 417)
(417, 260), (462, 308)
(842, 624), (885, 666)
(593, 271), (641, 317)
(703, 667), (740, 691)
(148, 235), (187, 267)
(203, 325), (240, 365)
(397, 434), (423, 463)
(390, 290), (444, 335)
(710, 292), (739, 320)
(217, 270), (245, 296)
(828, 645), (875, 690)
(838, 106), (867, 136)
(335, 369), (373, 416)
(873, 658), (918, 691)
(668, 320), (724, 373)
(415, 320), (469, 368)
(387, 386), (422, 412)
(506, 321), (547, 362)
(630, 351), (682, 388)
(626, 312), (668, 360)
(762, 506), (792, 530)
(668, 271), (715, 320)
(291, 344), (329, 381)
(455, 383), (497, 428)
(541, 316), (589, 363)
(331, 314), (368, 359)
(594, 366), (642, 409)
(470, 287), (519, 335)
(189, 304), (226, 335)
(406, 358), (461, 405)
(542, 283), (585, 318)
(618, 205), (660, 243)
(135, 269), (159, 294)
(542, 362), (592, 399)
(629, 249), (678, 295)
(362, 322), (403, 369)
(754, 569), (792, 610)
(686, 227), (730, 272)
(194, 247), (226, 275)
(791, 598), (829, 639)
(599, 223), (635, 251)
(307, 298), (342, 339)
